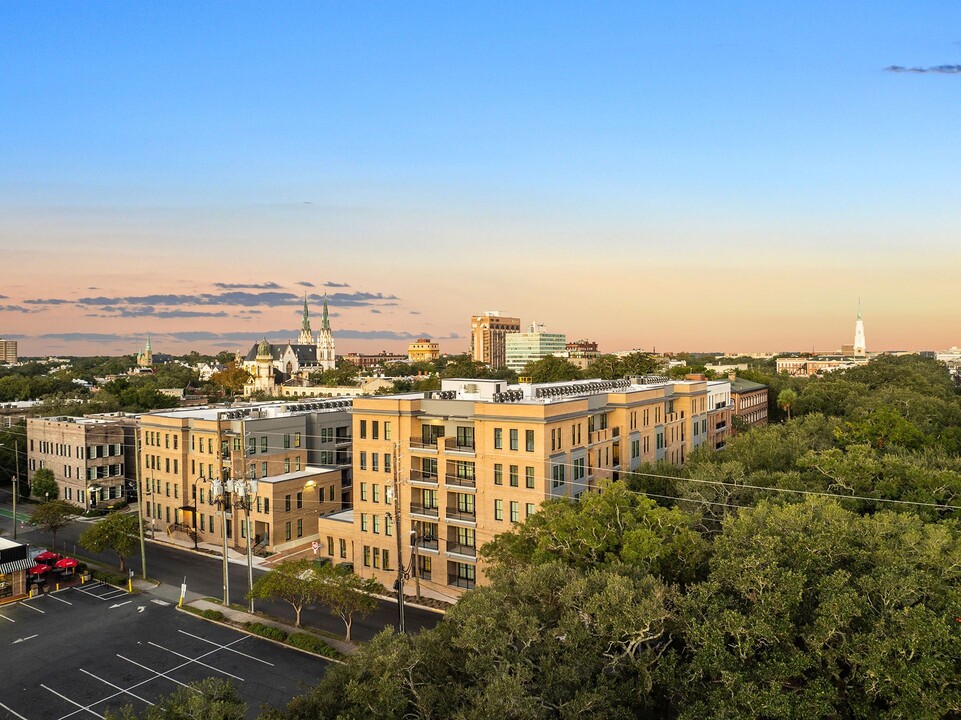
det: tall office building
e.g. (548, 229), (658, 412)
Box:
(505, 322), (566, 373)
(470, 312), (521, 368)
(0, 338), (17, 364)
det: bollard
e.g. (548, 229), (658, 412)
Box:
(128, 578), (133, 593)
(56, 583), (59, 591)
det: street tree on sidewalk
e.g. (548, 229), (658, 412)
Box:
(78, 511), (139, 572)
(247, 558), (325, 628)
(30, 499), (78, 550)
(31, 467), (58, 500)
(317, 564), (384, 642)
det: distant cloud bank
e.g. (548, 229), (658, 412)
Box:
(885, 64), (961, 74)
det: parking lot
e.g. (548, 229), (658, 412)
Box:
(0, 582), (331, 720)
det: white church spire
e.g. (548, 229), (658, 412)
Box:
(853, 298), (866, 357)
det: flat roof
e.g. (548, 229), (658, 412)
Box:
(146, 397), (352, 422)
(320, 509), (354, 523)
(257, 466), (340, 485)
(32, 416), (119, 425)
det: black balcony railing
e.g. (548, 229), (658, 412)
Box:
(446, 540), (477, 558)
(410, 503), (439, 518)
(410, 470), (439, 485)
(445, 507), (476, 523)
(444, 437), (475, 453)
(444, 474), (476, 489)
(448, 574), (476, 590)
(418, 537), (439, 551)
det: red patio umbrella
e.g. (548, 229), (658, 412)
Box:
(54, 558), (79, 570)
(28, 564), (51, 575)
(34, 551), (62, 564)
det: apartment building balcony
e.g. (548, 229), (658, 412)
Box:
(714, 421), (727, 431)
(334, 435), (352, 448)
(445, 507), (476, 524)
(443, 437), (476, 456)
(417, 537), (439, 552)
(409, 469), (439, 486)
(408, 438), (439, 454)
(444, 473), (476, 490)
(446, 540), (477, 559)
(447, 574), (476, 590)
(409, 502), (439, 519)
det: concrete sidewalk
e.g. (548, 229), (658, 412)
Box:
(186, 597), (356, 657)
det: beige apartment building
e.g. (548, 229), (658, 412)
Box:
(470, 312), (521, 368)
(318, 376), (712, 601)
(26, 416), (127, 508)
(138, 399), (352, 555)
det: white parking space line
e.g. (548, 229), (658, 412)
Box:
(42, 683), (104, 718)
(150, 599), (170, 606)
(177, 630), (275, 665)
(147, 641), (245, 681)
(79, 668), (155, 707)
(0, 700), (29, 720)
(115, 655), (198, 692)
(20, 602), (45, 613)
(0, 613), (14, 623)
(46, 593), (73, 605)
(102, 590), (128, 600)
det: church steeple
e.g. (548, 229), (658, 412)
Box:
(853, 299), (866, 357)
(315, 293), (336, 371)
(297, 293), (313, 345)
(321, 293), (330, 332)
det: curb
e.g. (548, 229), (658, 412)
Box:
(175, 604), (346, 665)
(144, 536), (269, 569)
(373, 592), (449, 616)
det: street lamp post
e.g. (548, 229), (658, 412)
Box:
(0, 440), (19, 541)
(210, 476), (231, 607)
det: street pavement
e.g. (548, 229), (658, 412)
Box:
(0, 502), (443, 643)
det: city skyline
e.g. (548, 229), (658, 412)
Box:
(3, 3), (960, 355)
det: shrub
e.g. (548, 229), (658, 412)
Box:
(92, 569), (127, 586)
(286, 632), (339, 657)
(201, 609), (225, 621)
(243, 621), (288, 642)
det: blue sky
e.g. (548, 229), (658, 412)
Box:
(1, 2), (960, 355)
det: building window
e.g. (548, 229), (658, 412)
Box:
(525, 466), (535, 489)
(363, 546), (371, 567)
(284, 522), (291, 541)
(361, 513), (368, 531)
(261, 462), (267, 478)
(372, 454), (379, 472)
(295, 456), (301, 471)
(552, 464), (565, 488)
(285, 495), (291, 512)
(359, 420), (367, 439)
(372, 484), (380, 503)
(328, 485), (335, 501)
(284, 458), (290, 473)
(384, 453), (391, 473)
(494, 499), (503, 521)
(384, 421), (391, 440)
(372, 421), (379, 440)
(494, 463), (503, 485)
(509, 465), (518, 487)
(510, 501), (519, 523)
(494, 428), (502, 449)
(248, 438), (256, 455)
(526, 430), (534, 452)
(360, 482), (367, 501)
(373, 548), (380, 569)
(327, 536), (334, 556)
(296, 492), (303, 509)
(284, 434), (291, 448)
(360, 452), (367, 470)
(297, 519), (303, 538)
(382, 549), (390, 570)
(509, 429), (518, 451)
(373, 515), (380, 534)
(261, 437), (268, 453)
(294, 432), (301, 447)
(340, 538), (347, 558)
(526, 503), (535, 518)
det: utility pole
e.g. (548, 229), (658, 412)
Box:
(12, 439), (19, 541)
(135, 434), (147, 580)
(392, 443), (405, 633)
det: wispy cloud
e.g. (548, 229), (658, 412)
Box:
(213, 282), (282, 289)
(0, 304), (42, 314)
(324, 281), (350, 288)
(25, 289), (399, 310)
(296, 281), (315, 287)
(885, 64), (961, 74)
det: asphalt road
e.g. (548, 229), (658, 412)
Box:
(0, 583), (330, 720)
(2, 505), (443, 643)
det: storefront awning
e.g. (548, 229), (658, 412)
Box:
(0, 558), (30, 574)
